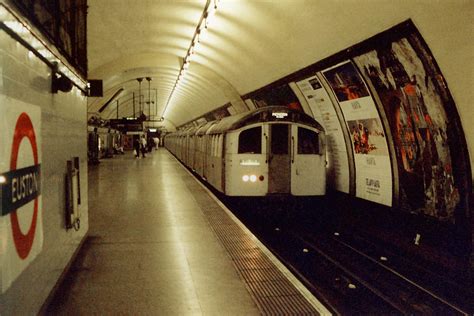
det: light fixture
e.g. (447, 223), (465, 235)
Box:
(52, 70), (73, 93)
(0, 3), (87, 93)
(161, 0), (219, 118)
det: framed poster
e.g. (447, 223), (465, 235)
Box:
(244, 98), (256, 110)
(322, 61), (393, 206)
(296, 75), (351, 193)
(245, 83), (303, 111)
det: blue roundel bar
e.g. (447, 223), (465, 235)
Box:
(0, 164), (41, 216)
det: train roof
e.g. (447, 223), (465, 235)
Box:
(195, 121), (218, 136)
(182, 124), (203, 136)
(207, 106), (324, 135)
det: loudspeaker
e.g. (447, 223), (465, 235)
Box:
(52, 73), (73, 93)
(88, 80), (103, 97)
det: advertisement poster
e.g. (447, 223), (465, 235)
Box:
(248, 83), (303, 111)
(244, 98), (256, 110)
(212, 106), (231, 120)
(322, 61), (392, 206)
(0, 96), (43, 293)
(354, 37), (460, 220)
(296, 76), (350, 193)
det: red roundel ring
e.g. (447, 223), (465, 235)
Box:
(9, 112), (39, 260)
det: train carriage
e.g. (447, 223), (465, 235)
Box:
(166, 106), (326, 197)
(194, 121), (217, 176)
(184, 125), (201, 168)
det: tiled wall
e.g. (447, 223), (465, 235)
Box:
(0, 30), (89, 314)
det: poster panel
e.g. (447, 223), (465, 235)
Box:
(196, 117), (207, 125)
(354, 37), (460, 220)
(227, 105), (237, 115)
(296, 76), (350, 193)
(322, 61), (392, 206)
(0, 96), (43, 293)
(244, 98), (256, 110)
(212, 107), (230, 120)
(249, 83), (303, 111)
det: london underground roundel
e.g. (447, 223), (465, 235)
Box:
(9, 112), (41, 259)
(0, 97), (43, 293)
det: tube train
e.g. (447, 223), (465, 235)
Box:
(165, 106), (327, 197)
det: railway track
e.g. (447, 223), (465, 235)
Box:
(223, 196), (473, 315)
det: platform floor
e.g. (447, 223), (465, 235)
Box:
(46, 148), (325, 315)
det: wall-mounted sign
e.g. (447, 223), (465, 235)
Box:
(322, 61), (392, 206)
(0, 96), (43, 293)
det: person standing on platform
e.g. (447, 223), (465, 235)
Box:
(140, 135), (147, 158)
(90, 127), (100, 164)
(133, 137), (140, 158)
(147, 136), (154, 152)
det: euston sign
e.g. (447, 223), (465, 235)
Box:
(1, 164), (41, 216)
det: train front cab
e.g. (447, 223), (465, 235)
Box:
(225, 120), (326, 196)
(224, 124), (267, 196)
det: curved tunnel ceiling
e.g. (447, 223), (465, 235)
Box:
(87, 0), (469, 130)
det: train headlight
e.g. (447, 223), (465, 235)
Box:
(242, 175), (249, 182)
(250, 175), (257, 182)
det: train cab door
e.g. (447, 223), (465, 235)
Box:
(267, 123), (291, 194)
(290, 125), (322, 195)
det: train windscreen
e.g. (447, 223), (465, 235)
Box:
(238, 127), (262, 154)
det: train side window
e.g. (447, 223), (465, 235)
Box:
(238, 127), (262, 154)
(298, 127), (319, 154)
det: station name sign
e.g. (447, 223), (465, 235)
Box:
(1, 164), (41, 216)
